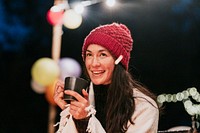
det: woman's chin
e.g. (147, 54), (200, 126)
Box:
(92, 80), (110, 85)
(92, 81), (102, 85)
(91, 79), (103, 85)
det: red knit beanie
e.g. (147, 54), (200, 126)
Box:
(82, 22), (133, 70)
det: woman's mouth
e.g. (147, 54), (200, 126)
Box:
(91, 70), (105, 76)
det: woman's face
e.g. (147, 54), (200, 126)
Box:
(85, 44), (115, 85)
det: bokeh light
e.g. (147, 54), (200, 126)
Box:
(46, 9), (64, 25)
(63, 9), (82, 29)
(58, 57), (82, 82)
(106, 0), (116, 7)
(31, 57), (60, 86)
(157, 87), (200, 116)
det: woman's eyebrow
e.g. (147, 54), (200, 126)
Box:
(98, 49), (107, 52)
(86, 50), (92, 52)
(86, 49), (107, 53)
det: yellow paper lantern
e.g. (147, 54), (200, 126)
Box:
(31, 57), (60, 86)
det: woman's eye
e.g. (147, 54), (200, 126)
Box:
(86, 53), (92, 57)
(100, 53), (107, 57)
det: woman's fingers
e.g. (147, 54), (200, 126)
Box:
(54, 92), (67, 110)
(65, 90), (88, 102)
(69, 100), (89, 119)
(53, 80), (67, 110)
(54, 83), (90, 119)
(82, 89), (89, 100)
(54, 80), (64, 93)
(64, 90), (90, 119)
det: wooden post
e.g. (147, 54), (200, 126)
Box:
(48, 104), (57, 133)
(52, 24), (63, 63)
(48, 0), (65, 133)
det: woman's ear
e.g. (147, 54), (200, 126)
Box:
(82, 54), (85, 62)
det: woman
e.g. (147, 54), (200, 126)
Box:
(54, 23), (159, 133)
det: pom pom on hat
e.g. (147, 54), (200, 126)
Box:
(82, 22), (133, 70)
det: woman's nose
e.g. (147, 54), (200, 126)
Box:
(91, 57), (100, 67)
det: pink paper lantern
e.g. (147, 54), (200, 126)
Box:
(46, 9), (64, 25)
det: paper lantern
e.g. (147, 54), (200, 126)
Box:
(31, 57), (60, 86)
(46, 9), (64, 25)
(58, 57), (82, 81)
(30, 79), (46, 94)
(63, 9), (82, 29)
(45, 81), (57, 106)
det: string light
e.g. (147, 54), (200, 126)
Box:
(74, 3), (85, 14)
(106, 0), (116, 7)
(47, 0), (117, 28)
(157, 87), (200, 116)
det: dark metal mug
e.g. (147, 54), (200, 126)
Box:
(63, 77), (89, 103)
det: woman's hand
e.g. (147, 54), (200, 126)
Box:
(65, 89), (90, 120)
(53, 80), (67, 110)
(54, 80), (90, 119)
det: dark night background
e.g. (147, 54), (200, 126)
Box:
(0, 0), (200, 132)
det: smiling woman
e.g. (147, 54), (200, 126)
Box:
(1, 0), (200, 132)
(53, 22), (159, 133)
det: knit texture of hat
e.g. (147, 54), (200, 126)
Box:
(82, 22), (133, 70)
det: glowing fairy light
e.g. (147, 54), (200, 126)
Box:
(157, 94), (166, 103)
(63, 9), (82, 29)
(106, 0), (116, 7)
(188, 87), (197, 96)
(157, 87), (200, 116)
(47, 0), (117, 28)
(183, 99), (192, 109)
(172, 94), (177, 102)
(182, 90), (189, 99)
(166, 94), (173, 102)
(176, 92), (184, 101)
(74, 3), (85, 14)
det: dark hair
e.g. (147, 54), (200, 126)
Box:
(83, 63), (158, 133)
(106, 64), (158, 133)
